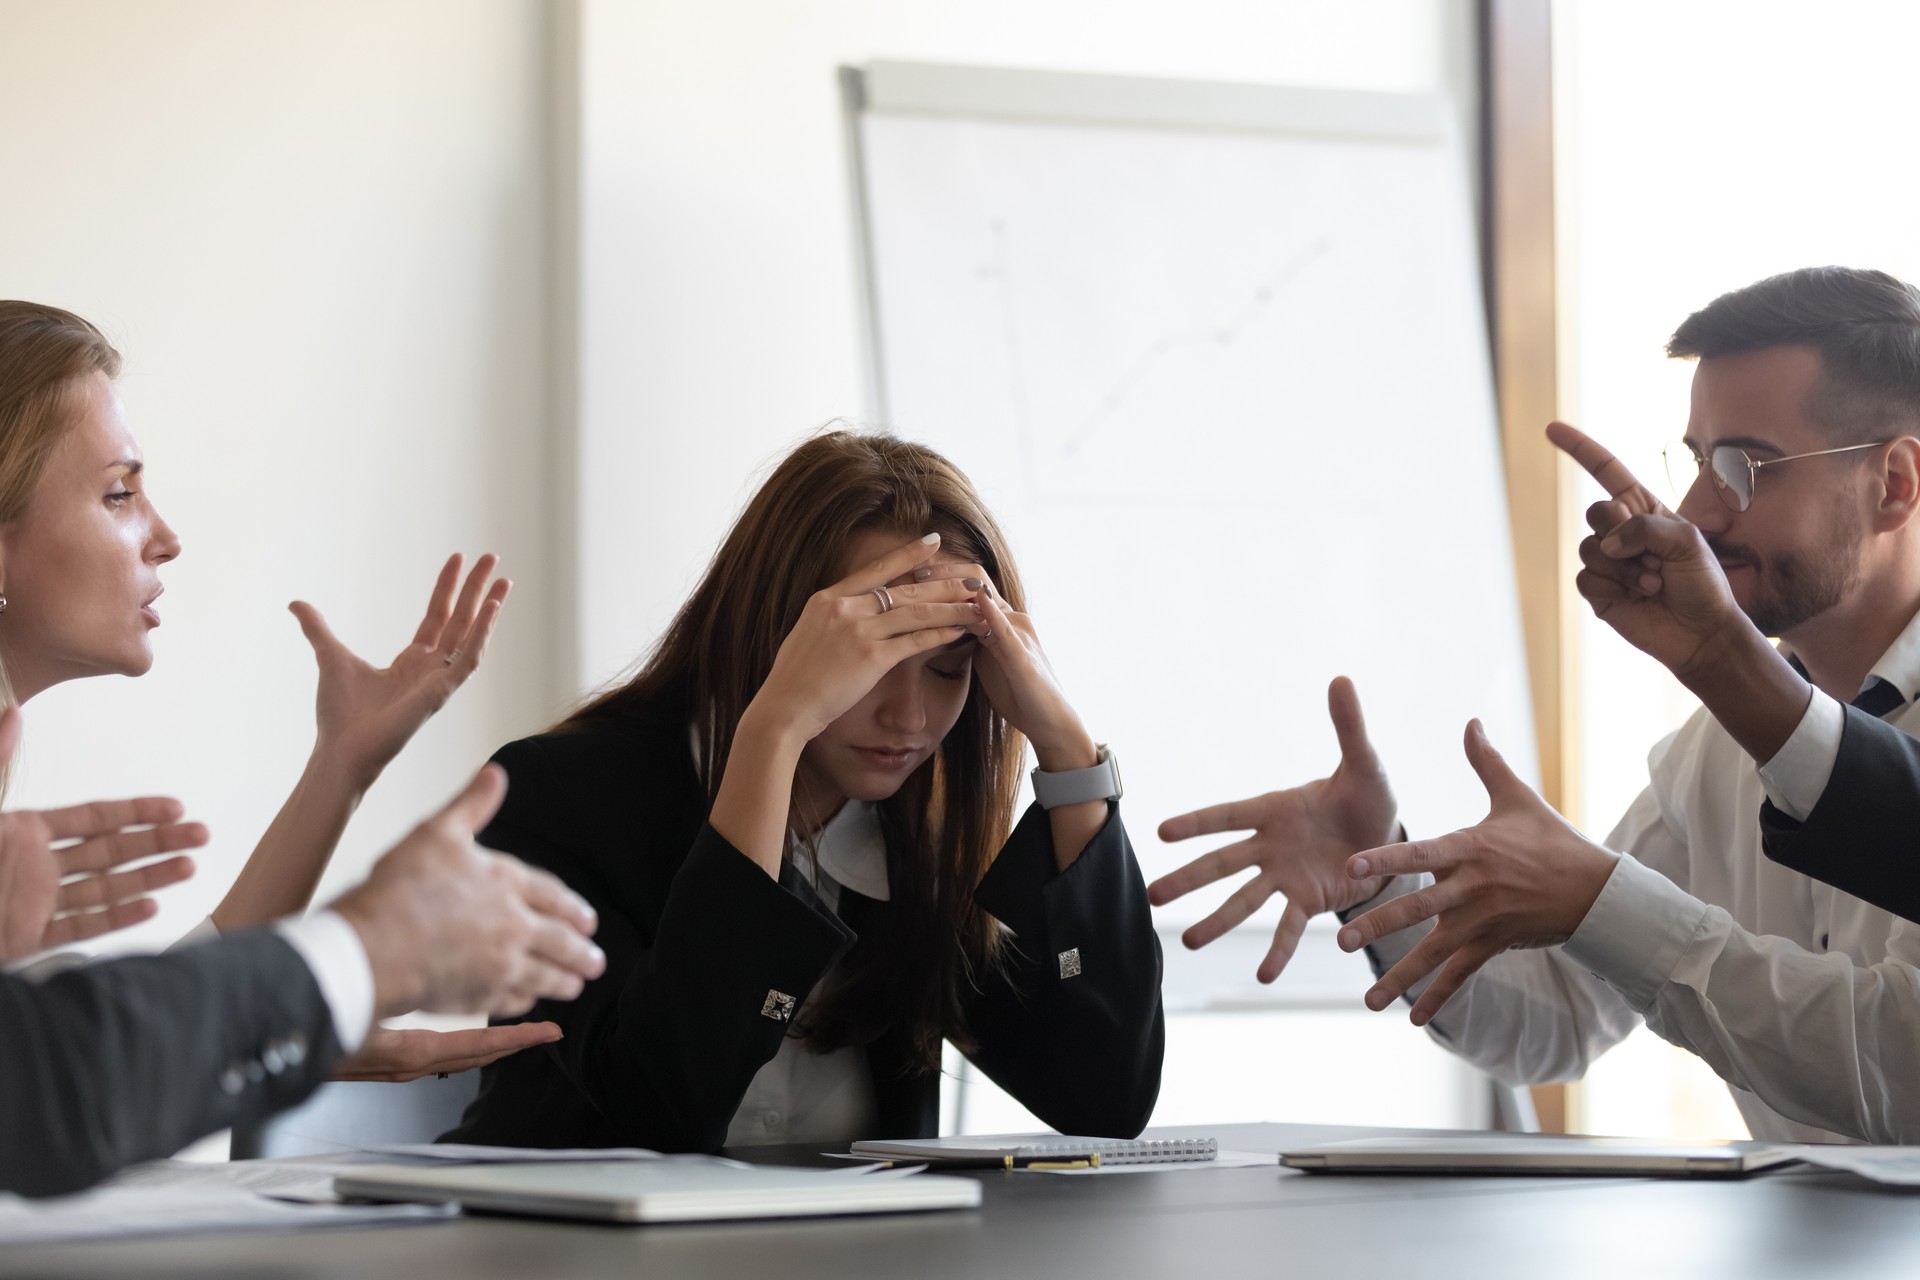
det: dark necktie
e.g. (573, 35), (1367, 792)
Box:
(1785, 653), (1908, 719)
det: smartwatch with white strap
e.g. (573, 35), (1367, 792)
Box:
(1030, 745), (1123, 809)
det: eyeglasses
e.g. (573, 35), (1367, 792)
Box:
(1662, 440), (1887, 513)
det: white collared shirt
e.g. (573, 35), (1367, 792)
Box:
(724, 800), (887, 1149)
(1362, 605), (1920, 1145)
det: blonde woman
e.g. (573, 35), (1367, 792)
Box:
(0, 299), (541, 1080)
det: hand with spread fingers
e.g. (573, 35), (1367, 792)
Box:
(295, 553), (511, 791)
(1147, 678), (1396, 983)
(1336, 719), (1616, 1027)
(333, 1020), (563, 1083)
(0, 708), (207, 963)
(214, 553), (513, 931)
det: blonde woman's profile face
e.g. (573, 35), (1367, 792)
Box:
(0, 372), (181, 701)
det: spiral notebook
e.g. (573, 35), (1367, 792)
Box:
(850, 1133), (1217, 1167)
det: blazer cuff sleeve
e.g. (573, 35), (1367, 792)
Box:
(974, 801), (1130, 960)
(650, 824), (856, 1024)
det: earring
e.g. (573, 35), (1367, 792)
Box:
(0, 595), (8, 614)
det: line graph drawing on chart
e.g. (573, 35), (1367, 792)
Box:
(970, 220), (1334, 480)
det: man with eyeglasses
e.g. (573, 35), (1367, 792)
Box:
(1153, 265), (1920, 1144)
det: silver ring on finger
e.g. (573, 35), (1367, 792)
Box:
(871, 586), (895, 613)
(443, 648), (463, 666)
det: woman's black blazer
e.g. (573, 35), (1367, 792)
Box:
(444, 696), (1166, 1152)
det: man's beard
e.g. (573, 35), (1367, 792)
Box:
(1709, 505), (1864, 639)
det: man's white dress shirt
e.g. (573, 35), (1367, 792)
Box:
(1363, 607), (1920, 1145)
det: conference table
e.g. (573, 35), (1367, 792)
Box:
(6, 1122), (1920, 1279)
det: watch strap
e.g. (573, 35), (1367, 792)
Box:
(1031, 745), (1122, 809)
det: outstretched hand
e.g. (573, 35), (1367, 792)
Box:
(333, 1021), (562, 1083)
(1147, 678), (1396, 983)
(1549, 421), (1747, 675)
(1336, 719), (1615, 1026)
(0, 708), (207, 963)
(294, 553), (510, 790)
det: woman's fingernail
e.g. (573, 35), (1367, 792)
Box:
(913, 566), (933, 580)
(921, 532), (941, 545)
(970, 602), (982, 614)
(963, 577), (983, 591)
(1350, 857), (1370, 877)
(1601, 535), (1623, 555)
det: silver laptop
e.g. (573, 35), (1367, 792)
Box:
(1280, 1135), (1799, 1178)
(334, 1158), (981, 1224)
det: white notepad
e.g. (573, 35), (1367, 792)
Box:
(851, 1133), (1217, 1166)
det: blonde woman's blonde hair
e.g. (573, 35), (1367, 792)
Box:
(0, 302), (124, 785)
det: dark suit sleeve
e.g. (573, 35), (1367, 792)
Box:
(479, 738), (855, 1152)
(0, 930), (341, 1197)
(963, 802), (1165, 1137)
(1760, 704), (1920, 922)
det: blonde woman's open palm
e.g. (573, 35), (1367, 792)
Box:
(292, 554), (510, 790)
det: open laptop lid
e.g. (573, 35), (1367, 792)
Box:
(1280, 1135), (1799, 1178)
(333, 1159), (981, 1223)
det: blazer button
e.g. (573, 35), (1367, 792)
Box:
(220, 1065), (246, 1096)
(262, 1045), (286, 1075)
(245, 1060), (267, 1084)
(283, 1031), (308, 1068)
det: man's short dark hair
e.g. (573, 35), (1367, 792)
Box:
(1668, 266), (1920, 443)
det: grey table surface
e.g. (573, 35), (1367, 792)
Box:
(6, 1122), (1920, 1279)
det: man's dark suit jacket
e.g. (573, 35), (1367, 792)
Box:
(1760, 703), (1920, 922)
(0, 929), (341, 1197)
(446, 696), (1166, 1152)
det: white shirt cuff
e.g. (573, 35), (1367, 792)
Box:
(1561, 853), (1710, 1010)
(1755, 688), (1843, 822)
(274, 910), (375, 1056)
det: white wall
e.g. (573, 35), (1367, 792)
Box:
(0, 0), (559, 944)
(571, 0), (1479, 684)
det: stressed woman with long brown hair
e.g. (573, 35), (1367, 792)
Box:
(448, 430), (1164, 1150)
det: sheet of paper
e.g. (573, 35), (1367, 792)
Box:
(111, 1158), (357, 1204)
(1031, 1149), (1276, 1175)
(1786, 1145), (1920, 1185)
(0, 1184), (450, 1246)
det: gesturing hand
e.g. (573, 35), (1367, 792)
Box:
(1336, 719), (1616, 1026)
(293, 553), (510, 790)
(752, 533), (987, 742)
(0, 709), (207, 963)
(1549, 421), (1746, 676)
(1148, 678), (1396, 983)
(333, 1021), (562, 1083)
(330, 765), (604, 1020)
